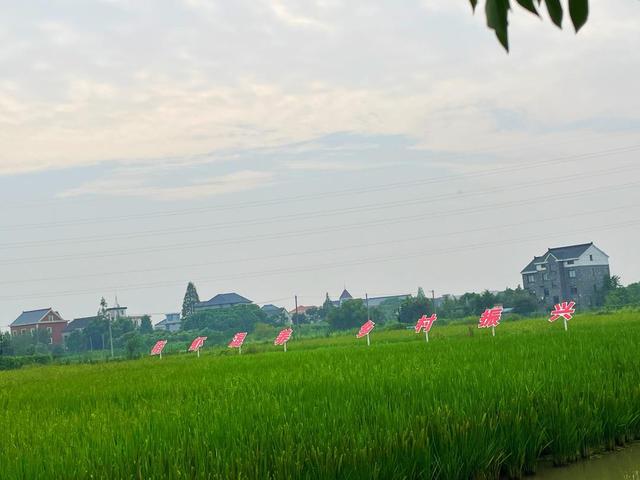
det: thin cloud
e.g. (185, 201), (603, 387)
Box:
(269, 0), (331, 30)
(283, 160), (399, 172)
(58, 170), (275, 200)
(0, 1), (638, 178)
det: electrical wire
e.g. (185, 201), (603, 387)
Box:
(1, 159), (638, 248)
(1, 202), (637, 286)
(1, 177), (638, 266)
(1, 217), (637, 302)
(2, 143), (638, 231)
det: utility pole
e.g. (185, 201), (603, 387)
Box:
(294, 295), (298, 326)
(366, 293), (370, 320)
(108, 317), (114, 358)
(431, 289), (436, 316)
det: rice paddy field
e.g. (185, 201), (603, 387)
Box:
(1, 312), (640, 479)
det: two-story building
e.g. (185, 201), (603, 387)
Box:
(521, 242), (610, 308)
(9, 308), (68, 345)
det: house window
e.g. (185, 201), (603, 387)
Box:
(589, 254), (594, 261)
(570, 287), (578, 295)
(528, 275), (535, 283)
(543, 273), (549, 281)
(21, 329), (26, 335)
(553, 296), (560, 304)
(544, 288), (550, 296)
(569, 270), (576, 278)
(566, 260), (574, 265)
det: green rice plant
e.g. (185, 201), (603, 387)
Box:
(0, 312), (639, 479)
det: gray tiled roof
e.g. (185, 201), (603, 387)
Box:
(521, 242), (597, 273)
(547, 242), (594, 260)
(261, 304), (283, 312)
(63, 316), (98, 333)
(196, 292), (252, 308)
(159, 315), (181, 325)
(366, 294), (410, 307)
(521, 256), (542, 274)
(10, 308), (53, 327)
(339, 289), (353, 300)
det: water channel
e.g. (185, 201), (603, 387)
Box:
(536, 443), (640, 480)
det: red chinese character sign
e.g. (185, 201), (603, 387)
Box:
(228, 332), (248, 354)
(189, 336), (207, 357)
(150, 340), (167, 358)
(478, 306), (503, 336)
(415, 314), (437, 342)
(549, 301), (575, 331)
(274, 328), (293, 352)
(357, 320), (375, 346)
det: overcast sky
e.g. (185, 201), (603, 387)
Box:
(1, 0), (639, 326)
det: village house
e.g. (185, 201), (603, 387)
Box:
(288, 305), (314, 315)
(154, 313), (181, 332)
(127, 315), (149, 328)
(327, 288), (410, 307)
(105, 301), (127, 321)
(521, 242), (610, 308)
(9, 308), (68, 345)
(194, 292), (253, 312)
(62, 315), (98, 341)
(261, 304), (291, 322)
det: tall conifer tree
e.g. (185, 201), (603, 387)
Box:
(181, 282), (200, 319)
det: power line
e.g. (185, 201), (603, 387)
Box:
(1, 178), (638, 266)
(1, 202), (637, 286)
(2, 159), (638, 249)
(2, 144), (639, 232)
(1, 218), (637, 302)
(3, 130), (632, 211)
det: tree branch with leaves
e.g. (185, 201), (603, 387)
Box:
(470, 0), (589, 51)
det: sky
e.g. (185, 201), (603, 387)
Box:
(1, 0), (639, 327)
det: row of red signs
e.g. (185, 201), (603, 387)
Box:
(477, 301), (576, 329)
(359, 301), (576, 339)
(150, 327), (294, 356)
(150, 301), (577, 355)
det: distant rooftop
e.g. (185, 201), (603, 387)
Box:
(63, 316), (98, 332)
(11, 308), (64, 327)
(546, 242), (596, 260)
(339, 289), (353, 300)
(521, 242), (603, 273)
(196, 292), (252, 308)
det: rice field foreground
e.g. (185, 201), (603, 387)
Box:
(1, 313), (640, 479)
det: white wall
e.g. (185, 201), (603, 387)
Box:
(574, 245), (609, 267)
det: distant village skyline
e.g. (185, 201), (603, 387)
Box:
(1, 1), (639, 327)
(1, 239), (618, 332)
